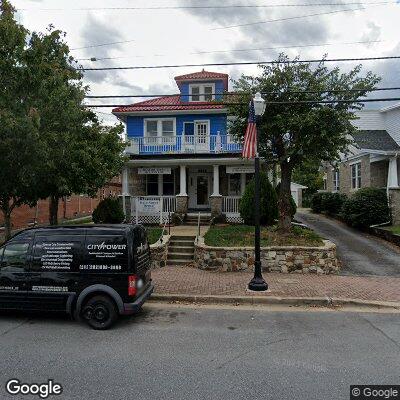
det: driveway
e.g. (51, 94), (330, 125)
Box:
(296, 210), (400, 276)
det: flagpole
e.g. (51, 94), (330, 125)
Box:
(248, 93), (268, 292)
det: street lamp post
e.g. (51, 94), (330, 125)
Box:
(248, 92), (268, 292)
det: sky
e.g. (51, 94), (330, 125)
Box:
(12, 0), (400, 124)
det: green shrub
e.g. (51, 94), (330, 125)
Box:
(92, 197), (125, 224)
(341, 188), (390, 228)
(321, 192), (347, 215)
(310, 192), (326, 213)
(239, 172), (278, 226)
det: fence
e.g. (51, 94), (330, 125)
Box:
(130, 196), (176, 224)
(222, 196), (243, 223)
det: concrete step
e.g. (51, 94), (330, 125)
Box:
(168, 246), (194, 254)
(167, 252), (194, 261)
(170, 236), (196, 240)
(169, 240), (195, 247)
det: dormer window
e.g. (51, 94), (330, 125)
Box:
(189, 83), (215, 102)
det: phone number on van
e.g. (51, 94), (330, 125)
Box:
(79, 264), (122, 271)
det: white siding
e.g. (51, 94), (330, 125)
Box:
(382, 108), (400, 145)
(352, 110), (384, 130)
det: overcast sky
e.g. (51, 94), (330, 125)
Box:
(12, 0), (400, 123)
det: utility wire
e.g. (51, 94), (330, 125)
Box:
(71, 39), (135, 51)
(75, 39), (384, 61)
(212, 5), (382, 30)
(79, 55), (400, 71)
(85, 98), (400, 108)
(85, 87), (400, 99)
(16, 1), (398, 10)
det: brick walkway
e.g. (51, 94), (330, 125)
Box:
(152, 266), (400, 302)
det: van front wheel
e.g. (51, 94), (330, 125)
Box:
(81, 295), (118, 330)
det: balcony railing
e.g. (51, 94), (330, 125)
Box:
(126, 134), (242, 155)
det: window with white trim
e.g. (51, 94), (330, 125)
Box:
(144, 118), (176, 143)
(333, 169), (340, 191)
(146, 175), (158, 196)
(228, 174), (241, 196)
(351, 162), (362, 189)
(162, 173), (175, 196)
(189, 83), (215, 102)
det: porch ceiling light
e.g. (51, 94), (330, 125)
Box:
(253, 92), (266, 116)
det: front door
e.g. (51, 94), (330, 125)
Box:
(194, 121), (209, 152)
(196, 175), (209, 207)
(188, 172), (210, 209)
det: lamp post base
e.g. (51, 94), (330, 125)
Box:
(248, 275), (268, 292)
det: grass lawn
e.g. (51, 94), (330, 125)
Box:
(383, 225), (400, 235)
(146, 227), (163, 244)
(204, 225), (324, 247)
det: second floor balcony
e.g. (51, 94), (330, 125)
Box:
(125, 134), (242, 155)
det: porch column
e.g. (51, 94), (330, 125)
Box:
(176, 165), (188, 216)
(121, 165), (131, 219)
(178, 165), (187, 196)
(122, 166), (129, 195)
(212, 165), (220, 196)
(388, 157), (399, 188)
(240, 173), (246, 195)
(210, 165), (223, 218)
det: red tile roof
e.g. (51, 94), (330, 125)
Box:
(174, 70), (228, 90)
(112, 95), (226, 113)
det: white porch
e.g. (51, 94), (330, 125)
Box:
(121, 159), (254, 224)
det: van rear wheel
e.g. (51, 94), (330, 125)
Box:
(81, 295), (118, 330)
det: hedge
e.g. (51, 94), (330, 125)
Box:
(341, 188), (390, 228)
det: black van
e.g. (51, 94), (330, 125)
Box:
(0, 224), (153, 329)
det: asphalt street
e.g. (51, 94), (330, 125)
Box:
(0, 303), (399, 400)
(296, 210), (400, 276)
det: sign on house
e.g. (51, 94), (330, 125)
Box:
(226, 166), (255, 174)
(137, 198), (161, 214)
(138, 167), (171, 175)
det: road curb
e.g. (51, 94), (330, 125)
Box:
(149, 293), (400, 310)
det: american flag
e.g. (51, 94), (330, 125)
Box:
(242, 100), (257, 159)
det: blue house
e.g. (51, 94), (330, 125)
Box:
(113, 70), (254, 223)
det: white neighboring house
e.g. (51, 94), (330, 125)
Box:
(291, 182), (307, 208)
(322, 103), (400, 224)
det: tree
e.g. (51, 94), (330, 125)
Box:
(292, 159), (324, 207)
(0, 0), (44, 239)
(229, 54), (379, 232)
(25, 27), (126, 225)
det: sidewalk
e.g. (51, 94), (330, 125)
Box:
(151, 266), (400, 304)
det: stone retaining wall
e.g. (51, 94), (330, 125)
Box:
(150, 235), (170, 269)
(194, 238), (340, 274)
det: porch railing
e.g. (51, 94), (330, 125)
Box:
(222, 196), (241, 214)
(130, 196), (176, 224)
(126, 134), (242, 155)
(222, 196), (243, 223)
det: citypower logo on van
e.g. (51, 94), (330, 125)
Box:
(87, 242), (127, 251)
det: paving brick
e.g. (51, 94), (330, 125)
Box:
(152, 266), (400, 302)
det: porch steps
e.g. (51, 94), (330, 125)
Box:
(185, 214), (211, 226)
(167, 236), (195, 266)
